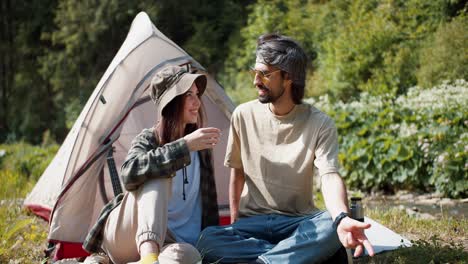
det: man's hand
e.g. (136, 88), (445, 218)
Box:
(336, 217), (374, 257)
(230, 211), (239, 224)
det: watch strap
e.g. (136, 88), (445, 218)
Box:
(333, 212), (348, 229)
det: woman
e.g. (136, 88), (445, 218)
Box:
(83, 65), (220, 264)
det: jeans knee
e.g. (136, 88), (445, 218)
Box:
(197, 226), (231, 260)
(197, 226), (218, 248)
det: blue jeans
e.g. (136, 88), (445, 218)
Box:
(197, 211), (341, 264)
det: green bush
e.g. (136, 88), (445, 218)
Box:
(308, 80), (468, 198)
(316, 0), (455, 100)
(356, 236), (468, 264)
(0, 170), (34, 199)
(0, 142), (58, 199)
(417, 13), (468, 88)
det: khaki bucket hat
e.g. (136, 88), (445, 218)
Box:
(150, 65), (207, 118)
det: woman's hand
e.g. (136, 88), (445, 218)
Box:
(184, 127), (221, 151)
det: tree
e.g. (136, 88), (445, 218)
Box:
(0, 0), (249, 143)
(0, 0), (57, 143)
(417, 13), (468, 88)
(221, 0), (467, 103)
(38, 0), (161, 141)
(0, 0), (14, 141)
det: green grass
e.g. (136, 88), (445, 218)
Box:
(0, 201), (49, 263)
(0, 143), (56, 263)
(366, 207), (467, 246)
(355, 236), (467, 264)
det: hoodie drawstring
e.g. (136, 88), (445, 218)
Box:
(182, 167), (188, 200)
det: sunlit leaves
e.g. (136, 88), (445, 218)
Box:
(307, 80), (468, 197)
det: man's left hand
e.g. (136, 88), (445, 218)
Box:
(336, 217), (374, 257)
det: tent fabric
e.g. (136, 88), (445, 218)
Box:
(24, 12), (234, 253)
(363, 217), (412, 255)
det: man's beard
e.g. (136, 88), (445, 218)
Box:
(258, 84), (285, 104)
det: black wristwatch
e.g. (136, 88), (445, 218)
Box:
(333, 212), (348, 229)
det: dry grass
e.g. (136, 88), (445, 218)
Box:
(356, 207), (467, 263)
(313, 192), (468, 263)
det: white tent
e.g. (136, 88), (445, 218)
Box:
(24, 11), (234, 259)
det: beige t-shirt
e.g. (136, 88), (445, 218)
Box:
(224, 100), (340, 217)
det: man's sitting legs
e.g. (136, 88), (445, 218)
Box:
(197, 211), (342, 264)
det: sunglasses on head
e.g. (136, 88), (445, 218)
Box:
(249, 67), (281, 84)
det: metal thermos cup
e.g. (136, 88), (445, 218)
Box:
(347, 197), (365, 262)
(350, 197), (364, 222)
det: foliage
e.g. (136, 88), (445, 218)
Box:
(1, 0), (466, 143)
(0, 0), (466, 196)
(0, 169), (34, 200)
(182, 0), (252, 73)
(38, 0), (160, 142)
(0, 143), (54, 263)
(319, 0), (466, 100)
(0, 143), (58, 198)
(308, 80), (468, 198)
(417, 13), (468, 88)
(1, 0), (249, 143)
(0, 0), (59, 143)
(0, 143), (465, 263)
(0, 202), (48, 263)
(223, 0), (319, 104)
(223, 0), (466, 103)
(0, 144), (56, 260)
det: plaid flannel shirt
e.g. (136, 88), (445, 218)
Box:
(83, 128), (219, 253)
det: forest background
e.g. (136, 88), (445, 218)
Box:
(1, 0), (466, 197)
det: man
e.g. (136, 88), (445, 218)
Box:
(197, 33), (374, 264)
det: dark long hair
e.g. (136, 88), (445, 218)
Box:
(157, 92), (205, 145)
